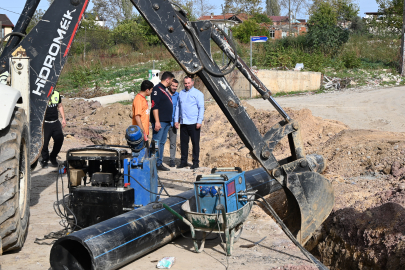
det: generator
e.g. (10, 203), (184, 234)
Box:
(66, 125), (159, 229)
(194, 167), (247, 214)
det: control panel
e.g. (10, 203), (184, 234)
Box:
(194, 168), (247, 214)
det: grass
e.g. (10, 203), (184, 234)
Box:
(58, 44), (173, 97)
(58, 33), (404, 99)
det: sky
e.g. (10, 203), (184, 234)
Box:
(2, 0), (380, 26)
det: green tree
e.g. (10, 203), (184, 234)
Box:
(232, 19), (269, 43)
(308, 1), (337, 27)
(307, 2), (349, 53)
(26, 9), (45, 33)
(266, 0), (281, 16)
(252, 13), (272, 23)
(308, 0), (359, 21)
(374, 0), (403, 34)
(225, 0), (264, 15)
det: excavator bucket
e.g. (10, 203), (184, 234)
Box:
(282, 170), (334, 245)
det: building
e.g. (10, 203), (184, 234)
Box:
(267, 16), (307, 39)
(198, 13), (247, 34)
(0, 14), (14, 42)
(198, 13), (307, 40)
(84, 13), (107, 27)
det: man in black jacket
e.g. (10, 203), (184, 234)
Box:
(150, 71), (175, 171)
(41, 89), (66, 168)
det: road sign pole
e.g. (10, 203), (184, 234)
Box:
(250, 36), (252, 98)
(401, 0), (405, 76)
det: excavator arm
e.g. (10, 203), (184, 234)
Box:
(0, 0), (333, 244)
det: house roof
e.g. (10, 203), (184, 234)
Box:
(198, 13), (248, 23)
(270, 16), (289, 22)
(0, 14), (14, 28)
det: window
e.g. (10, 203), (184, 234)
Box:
(282, 32), (287, 38)
(269, 30), (275, 39)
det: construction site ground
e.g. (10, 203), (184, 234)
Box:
(2, 85), (405, 269)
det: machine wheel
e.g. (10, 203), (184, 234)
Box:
(0, 108), (31, 253)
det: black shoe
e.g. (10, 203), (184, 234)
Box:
(177, 163), (188, 169)
(50, 159), (59, 167)
(157, 164), (170, 171)
(40, 160), (48, 168)
(190, 164), (199, 170)
(169, 160), (175, 167)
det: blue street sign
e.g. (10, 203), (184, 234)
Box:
(251, 36), (268, 42)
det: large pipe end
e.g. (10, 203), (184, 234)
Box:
(50, 238), (93, 270)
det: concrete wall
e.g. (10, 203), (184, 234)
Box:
(172, 69), (322, 100)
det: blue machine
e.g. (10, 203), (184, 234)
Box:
(124, 125), (159, 208)
(194, 168), (247, 214)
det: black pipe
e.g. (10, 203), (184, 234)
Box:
(50, 168), (282, 270)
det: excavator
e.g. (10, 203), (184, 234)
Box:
(0, 0), (334, 265)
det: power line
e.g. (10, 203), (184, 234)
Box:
(0, 7), (22, 15)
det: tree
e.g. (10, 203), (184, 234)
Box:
(374, 0), (403, 34)
(26, 9), (45, 33)
(308, 1), (337, 27)
(192, 0), (216, 19)
(92, 0), (134, 26)
(252, 13), (272, 23)
(306, 2), (349, 53)
(280, 0), (309, 20)
(308, 0), (359, 21)
(224, 0), (264, 15)
(232, 19), (269, 43)
(266, 0), (281, 16)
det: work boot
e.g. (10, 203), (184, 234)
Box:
(157, 164), (170, 171)
(169, 160), (175, 167)
(177, 163), (188, 169)
(50, 158), (59, 167)
(40, 160), (48, 168)
(190, 164), (199, 170)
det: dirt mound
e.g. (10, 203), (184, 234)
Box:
(63, 99), (132, 145)
(194, 102), (348, 170)
(316, 129), (405, 178)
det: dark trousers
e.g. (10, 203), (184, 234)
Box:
(41, 121), (64, 162)
(180, 124), (200, 165)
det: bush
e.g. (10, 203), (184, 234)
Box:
(232, 19), (269, 44)
(340, 51), (361, 68)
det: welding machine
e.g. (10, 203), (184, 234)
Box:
(66, 125), (159, 229)
(194, 167), (247, 214)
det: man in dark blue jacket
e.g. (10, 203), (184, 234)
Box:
(150, 71), (175, 171)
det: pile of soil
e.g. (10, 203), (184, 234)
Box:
(62, 98), (405, 269)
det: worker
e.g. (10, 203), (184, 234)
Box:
(168, 79), (179, 167)
(174, 76), (204, 169)
(132, 80), (154, 141)
(150, 71), (175, 171)
(41, 89), (66, 168)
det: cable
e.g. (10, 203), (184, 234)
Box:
(0, 33), (26, 52)
(254, 193), (317, 266)
(123, 173), (189, 201)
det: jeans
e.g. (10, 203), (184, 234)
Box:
(168, 126), (177, 162)
(41, 121), (64, 162)
(152, 121), (171, 166)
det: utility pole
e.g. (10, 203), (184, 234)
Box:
(401, 0), (405, 76)
(83, 26), (86, 60)
(289, 0), (291, 37)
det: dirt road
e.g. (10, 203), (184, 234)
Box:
(247, 86), (405, 132)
